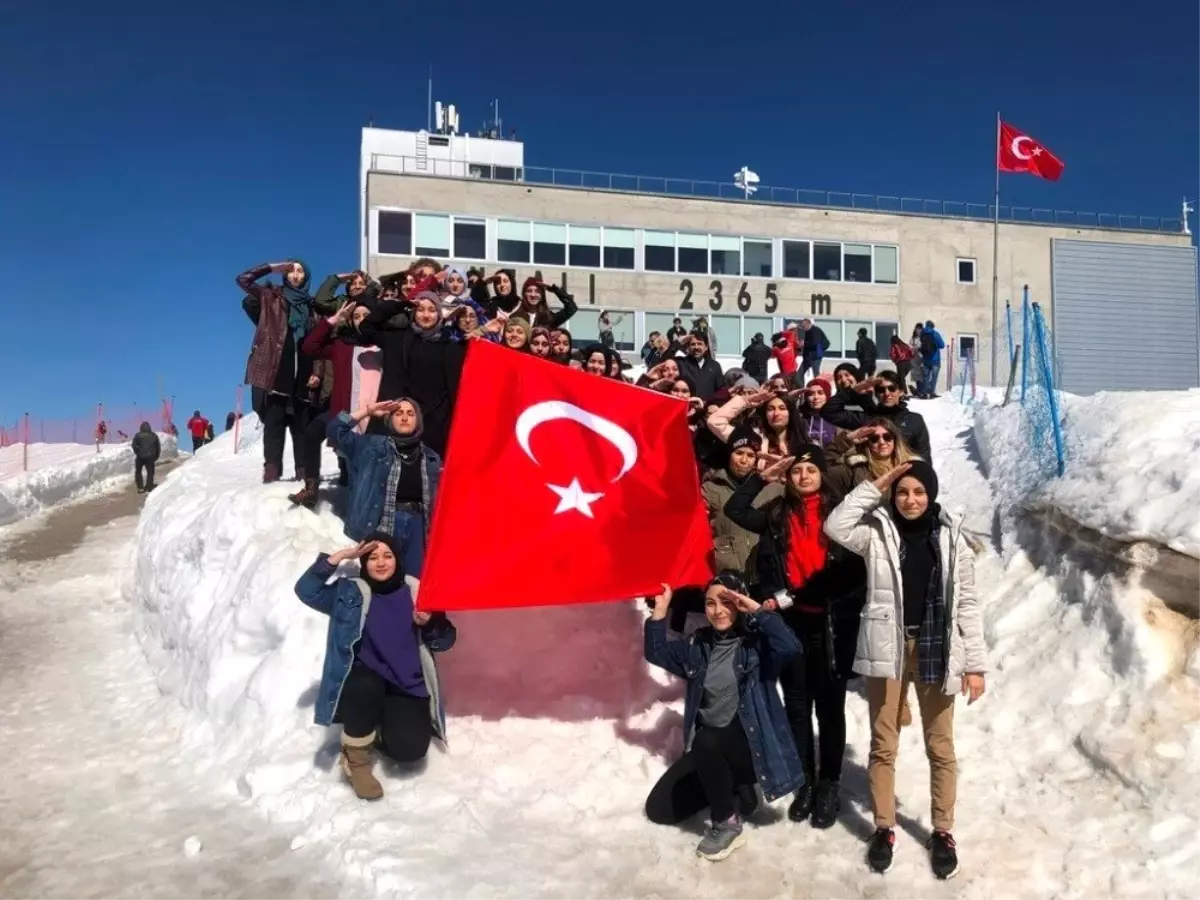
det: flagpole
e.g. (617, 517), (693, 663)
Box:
(991, 110), (1001, 386)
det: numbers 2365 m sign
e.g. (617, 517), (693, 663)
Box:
(677, 278), (832, 316)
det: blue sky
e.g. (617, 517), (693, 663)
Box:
(2, 0), (1196, 428)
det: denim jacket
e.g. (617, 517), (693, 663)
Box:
(644, 611), (805, 802)
(328, 413), (442, 541)
(294, 555), (456, 737)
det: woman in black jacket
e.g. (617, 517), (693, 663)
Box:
(358, 291), (465, 457)
(723, 445), (866, 829)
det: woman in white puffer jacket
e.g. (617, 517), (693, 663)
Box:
(823, 460), (987, 882)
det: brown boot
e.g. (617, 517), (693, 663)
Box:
(288, 477), (320, 509)
(340, 733), (383, 801)
(262, 462), (282, 484)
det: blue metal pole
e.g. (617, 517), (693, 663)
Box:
(1033, 303), (1066, 476)
(1006, 301), (1015, 365)
(1021, 286), (1030, 405)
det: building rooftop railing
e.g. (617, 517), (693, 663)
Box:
(368, 154), (1186, 235)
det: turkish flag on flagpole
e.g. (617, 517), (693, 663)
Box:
(417, 341), (715, 612)
(997, 121), (1065, 181)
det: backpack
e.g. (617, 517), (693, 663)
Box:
(919, 331), (936, 358)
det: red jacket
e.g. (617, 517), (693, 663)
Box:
(187, 416), (210, 438)
(300, 316), (356, 416)
(771, 330), (799, 375)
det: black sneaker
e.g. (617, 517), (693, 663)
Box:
(809, 780), (840, 829)
(787, 783), (813, 822)
(928, 830), (959, 879)
(735, 783), (759, 819)
(867, 828), (895, 873)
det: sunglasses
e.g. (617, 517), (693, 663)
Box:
(874, 384), (902, 396)
(867, 433), (895, 445)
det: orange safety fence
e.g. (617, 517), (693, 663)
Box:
(0, 401), (176, 473)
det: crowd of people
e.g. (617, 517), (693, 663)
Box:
(228, 255), (984, 879)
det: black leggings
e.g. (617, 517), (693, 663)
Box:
(302, 410), (336, 479)
(645, 718), (756, 824)
(895, 360), (912, 392)
(260, 394), (316, 474)
(779, 610), (853, 784)
(336, 662), (432, 763)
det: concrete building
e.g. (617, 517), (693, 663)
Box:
(360, 124), (1198, 392)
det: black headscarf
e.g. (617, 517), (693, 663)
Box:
(890, 460), (941, 630)
(359, 531), (407, 594)
(889, 459), (940, 533)
(384, 397), (425, 452)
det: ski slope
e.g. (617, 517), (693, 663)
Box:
(0, 435), (179, 527)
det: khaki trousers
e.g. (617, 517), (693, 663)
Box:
(866, 638), (957, 832)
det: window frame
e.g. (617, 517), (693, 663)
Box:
(956, 257), (977, 285)
(956, 333), (979, 361)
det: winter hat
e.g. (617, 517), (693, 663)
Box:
(834, 362), (861, 382)
(520, 276), (545, 300)
(358, 531), (408, 595)
(727, 425), (759, 455)
(789, 443), (828, 473)
(805, 377), (833, 400)
(732, 374), (761, 392)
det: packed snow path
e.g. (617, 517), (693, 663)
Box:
(0, 482), (343, 898)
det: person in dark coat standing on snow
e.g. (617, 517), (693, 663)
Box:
(131, 422), (161, 493)
(855, 328), (878, 377)
(237, 259), (316, 483)
(798, 319), (830, 383)
(741, 333), (772, 384)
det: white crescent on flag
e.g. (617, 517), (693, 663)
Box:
(1011, 135), (1035, 160)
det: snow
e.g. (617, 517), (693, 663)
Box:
(0, 435), (179, 527)
(976, 388), (1200, 558)
(123, 398), (1199, 897)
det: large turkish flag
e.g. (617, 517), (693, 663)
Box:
(417, 341), (715, 611)
(998, 121), (1065, 182)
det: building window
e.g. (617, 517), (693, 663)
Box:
(677, 233), (708, 274)
(644, 230), (675, 272)
(874, 321), (898, 352)
(533, 222), (567, 266)
(497, 219), (531, 263)
(453, 218), (486, 260)
(603, 228), (635, 269)
(743, 239), (772, 278)
(844, 243), (872, 283)
(814, 242), (842, 281)
(783, 240), (810, 279)
(958, 333), (978, 360)
(414, 213), (450, 257)
(494, 166), (518, 181)
(957, 258), (976, 284)
(378, 211), (412, 255)
(874, 245), (898, 284)
(568, 225), (601, 268)
(818, 318), (845, 358)
(710, 235), (740, 275)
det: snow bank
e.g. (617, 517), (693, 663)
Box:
(975, 389), (1200, 558)
(0, 435), (179, 527)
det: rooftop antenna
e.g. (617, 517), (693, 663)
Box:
(492, 97), (501, 139)
(426, 65), (433, 131)
(1182, 197), (1194, 236)
(733, 166), (759, 200)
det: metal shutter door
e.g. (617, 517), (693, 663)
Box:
(1051, 239), (1199, 394)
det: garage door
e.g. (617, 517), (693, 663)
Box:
(1051, 239), (1199, 393)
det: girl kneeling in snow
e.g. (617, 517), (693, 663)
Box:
(295, 534), (456, 801)
(643, 574), (804, 862)
(823, 461), (986, 880)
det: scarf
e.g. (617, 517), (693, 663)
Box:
(280, 259), (313, 342)
(893, 497), (947, 685)
(784, 493), (827, 591)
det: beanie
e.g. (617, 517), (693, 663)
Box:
(805, 377), (833, 399)
(790, 443), (828, 473)
(834, 362), (861, 382)
(521, 276), (544, 297)
(727, 425), (759, 454)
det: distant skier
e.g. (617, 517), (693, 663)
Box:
(131, 422), (161, 494)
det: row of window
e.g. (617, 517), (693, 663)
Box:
(568, 310), (979, 363)
(375, 210), (910, 284)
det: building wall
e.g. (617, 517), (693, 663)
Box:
(364, 172), (1190, 382)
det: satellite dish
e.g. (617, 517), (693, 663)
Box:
(733, 166), (759, 198)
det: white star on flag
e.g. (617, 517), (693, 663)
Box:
(547, 478), (605, 518)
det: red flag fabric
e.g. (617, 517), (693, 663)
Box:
(998, 121), (1064, 181)
(417, 341), (715, 612)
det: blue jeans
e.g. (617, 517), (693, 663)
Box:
(393, 508), (427, 579)
(923, 362), (941, 396)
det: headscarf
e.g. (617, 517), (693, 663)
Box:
(409, 291), (445, 342)
(280, 258), (313, 342)
(443, 265), (471, 299)
(384, 397), (425, 451)
(890, 459), (941, 533)
(504, 315), (532, 350)
(549, 328), (574, 364)
(581, 343), (621, 378)
(358, 531), (408, 594)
